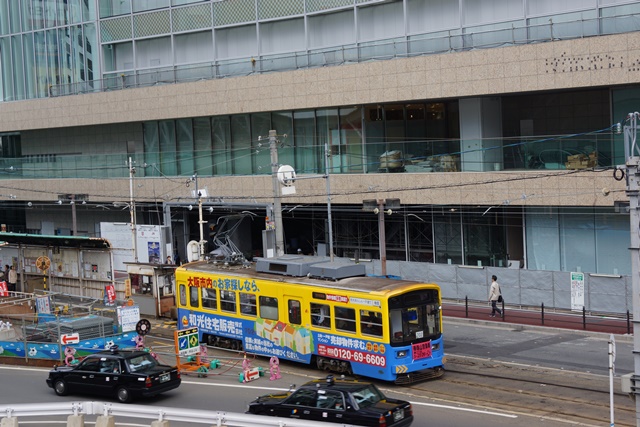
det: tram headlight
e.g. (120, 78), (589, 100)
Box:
(396, 350), (408, 358)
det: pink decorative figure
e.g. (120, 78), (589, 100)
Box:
(64, 346), (76, 366)
(242, 354), (252, 383)
(269, 356), (281, 381)
(199, 344), (209, 364)
(133, 334), (145, 350)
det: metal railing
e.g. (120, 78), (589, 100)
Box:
(0, 132), (619, 180)
(46, 9), (640, 99)
(445, 298), (632, 335)
(0, 401), (352, 426)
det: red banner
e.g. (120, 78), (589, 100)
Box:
(0, 281), (7, 297)
(105, 284), (116, 305)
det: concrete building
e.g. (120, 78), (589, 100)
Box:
(0, 0), (637, 307)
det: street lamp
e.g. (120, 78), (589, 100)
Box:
(363, 198), (400, 276)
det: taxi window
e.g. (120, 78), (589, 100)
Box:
(78, 358), (101, 372)
(99, 359), (121, 374)
(317, 390), (345, 410)
(287, 389), (316, 407)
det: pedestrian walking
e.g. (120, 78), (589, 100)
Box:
(7, 265), (17, 293)
(489, 274), (503, 318)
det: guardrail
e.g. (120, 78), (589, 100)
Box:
(0, 401), (353, 426)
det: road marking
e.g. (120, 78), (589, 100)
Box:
(410, 401), (517, 418)
(183, 380), (518, 418)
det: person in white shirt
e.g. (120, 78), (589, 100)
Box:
(7, 265), (17, 292)
(489, 275), (502, 318)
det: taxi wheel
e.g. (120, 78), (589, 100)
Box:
(54, 379), (68, 396)
(116, 387), (132, 403)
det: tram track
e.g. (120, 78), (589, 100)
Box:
(148, 335), (637, 426)
(401, 355), (636, 426)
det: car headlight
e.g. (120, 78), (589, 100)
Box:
(396, 350), (407, 358)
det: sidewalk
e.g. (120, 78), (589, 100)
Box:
(442, 300), (631, 335)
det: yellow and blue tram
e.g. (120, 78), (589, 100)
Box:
(175, 257), (444, 384)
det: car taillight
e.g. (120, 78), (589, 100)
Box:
(407, 404), (413, 416)
(145, 377), (152, 388)
(177, 371), (181, 379)
(378, 414), (387, 427)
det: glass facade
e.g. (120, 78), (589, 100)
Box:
(0, 0), (97, 101)
(525, 207), (630, 275)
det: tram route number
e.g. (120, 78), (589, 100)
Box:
(318, 344), (386, 367)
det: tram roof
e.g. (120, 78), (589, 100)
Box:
(177, 258), (431, 294)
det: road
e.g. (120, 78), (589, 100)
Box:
(0, 314), (635, 426)
(0, 362), (598, 427)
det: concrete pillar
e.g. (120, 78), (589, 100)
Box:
(95, 416), (116, 427)
(1, 417), (19, 427)
(66, 414), (84, 427)
(150, 421), (170, 427)
(459, 97), (503, 172)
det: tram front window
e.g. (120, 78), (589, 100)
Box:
(390, 303), (440, 344)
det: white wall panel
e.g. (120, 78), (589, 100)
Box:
(358, 2), (404, 41)
(135, 36), (171, 68)
(527, 0), (597, 16)
(462, 0), (523, 25)
(175, 31), (213, 64)
(407, 0), (460, 34)
(308, 10), (355, 49)
(215, 25), (257, 59)
(260, 18), (305, 54)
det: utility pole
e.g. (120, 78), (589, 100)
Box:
(270, 130), (285, 256)
(70, 194), (77, 236)
(194, 174), (206, 261)
(129, 157), (138, 263)
(623, 112), (640, 427)
(325, 143), (334, 262)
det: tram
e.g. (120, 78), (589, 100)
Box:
(174, 256), (444, 384)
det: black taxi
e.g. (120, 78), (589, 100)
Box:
(46, 346), (181, 403)
(247, 375), (413, 426)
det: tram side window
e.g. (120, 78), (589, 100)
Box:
(360, 310), (383, 337)
(220, 290), (236, 313)
(311, 303), (330, 328)
(240, 292), (257, 316)
(335, 306), (356, 333)
(189, 286), (200, 308)
(288, 299), (302, 325)
(179, 284), (186, 306)
(259, 296), (278, 320)
(202, 288), (217, 309)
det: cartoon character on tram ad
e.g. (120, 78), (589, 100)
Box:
(64, 347), (77, 366)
